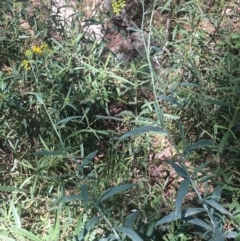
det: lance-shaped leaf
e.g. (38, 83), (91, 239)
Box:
(122, 126), (167, 139)
(204, 200), (229, 215)
(155, 208), (205, 227)
(80, 150), (98, 169)
(81, 185), (89, 209)
(53, 194), (83, 204)
(184, 208), (205, 217)
(98, 184), (135, 203)
(186, 217), (212, 231)
(27, 92), (44, 104)
(210, 185), (222, 202)
(155, 211), (181, 227)
(167, 159), (188, 179)
(214, 227), (224, 241)
(124, 211), (138, 228)
(175, 179), (190, 213)
(185, 139), (214, 153)
(77, 216), (101, 241)
(115, 226), (143, 241)
(56, 116), (83, 125)
(115, 126), (167, 146)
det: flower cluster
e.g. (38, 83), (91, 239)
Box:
(112, 0), (126, 15)
(22, 60), (31, 70)
(32, 45), (42, 54)
(22, 43), (49, 70)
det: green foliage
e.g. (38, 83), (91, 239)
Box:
(1, 0), (240, 240)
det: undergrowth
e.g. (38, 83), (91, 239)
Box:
(0, 0), (240, 240)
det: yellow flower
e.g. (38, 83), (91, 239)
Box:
(22, 60), (31, 70)
(112, 0), (126, 14)
(32, 45), (42, 54)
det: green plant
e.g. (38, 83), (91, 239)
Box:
(1, 0), (240, 240)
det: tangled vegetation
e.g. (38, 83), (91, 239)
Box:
(0, 0), (240, 240)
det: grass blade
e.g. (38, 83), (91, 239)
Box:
(0, 186), (23, 192)
(12, 227), (42, 241)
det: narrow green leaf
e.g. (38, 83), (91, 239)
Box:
(204, 200), (229, 214)
(33, 150), (63, 156)
(167, 160), (188, 179)
(11, 202), (21, 228)
(0, 235), (15, 241)
(185, 139), (214, 152)
(118, 126), (167, 141)
(183, 208), (205, 217)
(114, 126), (166, 148)
(193, 161), (211, 176)
(81, 61), (100, 72)
(53, 195), (83, 203)
(157, 95), (173, 102)
(50, 201), (62, 240)
(77, 216), (101, 240)
(115, 226), (143, 241)
(186, 218), (212, 231)
(175, 179), (190, 213)
(39, 135), (49, 150)
(198, 174), (216, 183)
(157, 95), (182, 107)
(155, 208), (205, 227)
(81, 185), (89, 209)
(56, 116), (83, 125)
(80, 150), (98, 169)
(0, 79), (6, 91)
(96, 115), (123, 121)
(99, 233), (118, 241)
(161, 0), (172, 12)
(180, 82), (200, 87)
(199, 98), (231, 106)
(146, 219), (155, 237)
(218, 131), (230, 153)
(27, 92), (44, 104)
(214, 227), (224, 241)
(98, 184), (135, 203)
(155, 212), (180, 227)
(0, 186), (23, 192)
(164, 114), (180, 120)
(107, 73), (135, 86)
(124, 211), (138, 228)
(11, 227), (42, 241)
